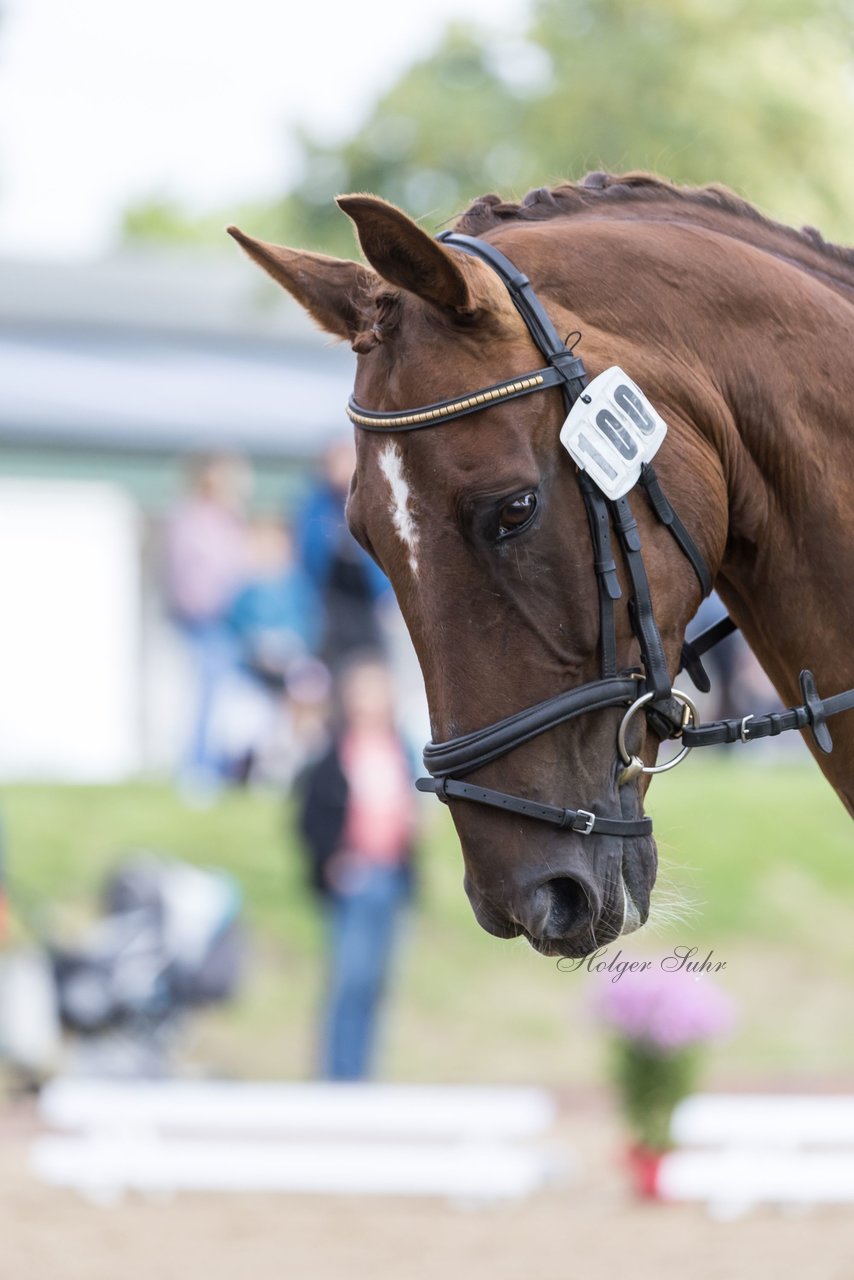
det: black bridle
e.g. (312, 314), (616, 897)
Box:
(346, 231), (854, 839)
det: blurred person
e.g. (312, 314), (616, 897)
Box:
(164, 455), (251, 790)
(229, 516), (322, 686)
(294, 655), (417, 1081)
(224, 516), (327, 784)
(266, 657), (334, 784)
(297, 439), (392, 669)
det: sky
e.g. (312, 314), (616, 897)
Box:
(0, 0), (529, 259)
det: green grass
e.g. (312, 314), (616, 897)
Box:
(1, 758), (852, 1085)
(649, 755), (854, 935)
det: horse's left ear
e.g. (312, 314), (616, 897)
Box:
(336, 194), (474, 315)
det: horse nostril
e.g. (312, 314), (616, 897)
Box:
(538, 876), (593, 939)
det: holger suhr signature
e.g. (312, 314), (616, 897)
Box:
(561, 945), (727, 982)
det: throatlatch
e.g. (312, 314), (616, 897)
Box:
(346, 230), (854, 836)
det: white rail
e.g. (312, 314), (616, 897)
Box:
(32, 1080), (564, 1201)
(662, 1094), (854, 1208)
(671, 1094), (854, 1148)
(39, 1080), (555, 1139)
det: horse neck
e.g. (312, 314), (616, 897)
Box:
(497, 214), (854, 804)
(696, 248), (854, 802)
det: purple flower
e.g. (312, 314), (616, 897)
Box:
(593, 962), (735, 1052)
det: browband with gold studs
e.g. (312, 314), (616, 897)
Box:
(346, 364), (570, 432)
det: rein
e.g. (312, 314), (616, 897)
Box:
(346, 231), (854, 838)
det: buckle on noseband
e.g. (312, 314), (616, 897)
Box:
(617, 687), (699, 778)
(572, 809), (596, 836)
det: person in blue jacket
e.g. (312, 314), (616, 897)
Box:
(297, 440), (392, 669)
(228, 516), (322, 685)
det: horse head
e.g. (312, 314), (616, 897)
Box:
(229, 192), (728, 958)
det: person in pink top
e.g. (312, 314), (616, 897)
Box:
(295, 655), (418, 1080)
(164, 455), (251, 790)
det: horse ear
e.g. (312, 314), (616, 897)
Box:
(336, 195), (474, 314)
(227, 226), (375, 340)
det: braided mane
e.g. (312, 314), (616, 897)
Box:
(453, 171), (854, 284)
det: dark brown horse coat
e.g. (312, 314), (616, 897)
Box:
(230, 173), (854, 958)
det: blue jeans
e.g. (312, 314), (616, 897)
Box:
(179, 619), (239, 785)
(322, 864), (408, 1081)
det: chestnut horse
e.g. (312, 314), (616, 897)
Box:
(230, 173), (854, 959)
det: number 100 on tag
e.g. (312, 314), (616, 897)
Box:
(560, 367), (668, 500)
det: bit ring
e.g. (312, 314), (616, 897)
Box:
(617, 687), (699, 776)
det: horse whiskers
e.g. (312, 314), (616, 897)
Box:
(646, 876), (702, 934)
(645, 905), (697, 936)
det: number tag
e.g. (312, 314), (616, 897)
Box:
(560, 367), (667, 499)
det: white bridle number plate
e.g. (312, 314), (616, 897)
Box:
(560, 367), (667, 500)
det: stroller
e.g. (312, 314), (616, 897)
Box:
(1, 854), (243, 1081)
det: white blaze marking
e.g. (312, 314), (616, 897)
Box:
(378, 442), (419, 574)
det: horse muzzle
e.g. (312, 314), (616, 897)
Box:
(463, 825), (656, 960)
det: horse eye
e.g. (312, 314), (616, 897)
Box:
(497, 492), (538, 538)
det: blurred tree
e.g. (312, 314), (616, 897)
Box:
(271, 25), (525, 257)
(124, 0), (854, 254)
(122, 195), (291, 251)
(518, 0), (854, 239)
